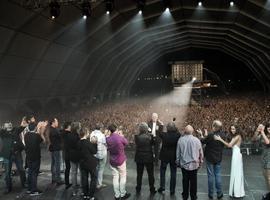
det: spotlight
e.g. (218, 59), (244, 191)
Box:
(82, 1), (91, 18)
(105, 0), (114, 13)
(137, 0), (146, 12)
(50, 1), (60, 19)
(106, 11), (110, 15)
(162, 0), (172, 9)
(139, 10), (142, 15)
(198, 1), (202, 6)
(192, 77), (197, 82)
(230, 1), (234, 6)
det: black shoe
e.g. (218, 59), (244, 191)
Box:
(170, 191), (175, 195)
(56, 181), (64, 186)
(121, 192), (131, 199)
(65, 184), (72, 189)
(3, 189), (12, 194)
(158, 188), (165, 194)
(217, 194), (223, 199)
(150, 189), (157, 195)
(115, 197), (121, 200)
(208, 195), (213, 199)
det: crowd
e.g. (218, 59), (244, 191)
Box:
(0, 93), (270, 200)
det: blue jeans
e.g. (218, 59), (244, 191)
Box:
(160, 160), (177, 193)
(51, 151), (61, 183)
(206, 161), (223, 197)
(2, 158), (12, 191)
(11, 153), (26, 187)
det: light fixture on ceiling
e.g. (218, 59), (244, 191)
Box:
(50, 1), (60, 19)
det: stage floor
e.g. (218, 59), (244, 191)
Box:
(0, 149), (268, 200)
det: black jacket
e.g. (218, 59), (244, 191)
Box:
(0, 130), (13, 159)
(49, 127), (62, 152)
(202, 130), (225, 164)
(78, 139), (97, 171)
(11, 127), (25, 154)
(159, 131), (181, 162)
(148, 121), (163, 143)
(66, 131), (80, 162)
(134, 133), (155, 163)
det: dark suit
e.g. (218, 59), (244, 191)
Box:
(159, 131), (180, 193)
(148, 120), (163, 164)
(134, 132), (155, 193)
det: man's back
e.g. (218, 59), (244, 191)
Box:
(203, 131), (225, 164)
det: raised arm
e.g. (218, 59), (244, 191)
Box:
(214, 135), (239, 148)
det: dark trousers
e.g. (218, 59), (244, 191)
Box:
(51, 151), (61, 183)
(154, 141), (160, 164)
(80, 167), (97, 198)
(181, 168), (198, 200)
(64, 159), (71, 185)
(136, 162), (155, 192)
(11, 153), (26, 187)
(3, 158), (12, 191)
(160, 160), (177, 193)
(28, 159), (40, 192)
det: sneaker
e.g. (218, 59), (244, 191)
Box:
(96, 184), (107, 189)
(30, 190), (42, 196)
(208, 195), (213, 199)
(121, 192), (131, 199)
(115, 197), (121, 200)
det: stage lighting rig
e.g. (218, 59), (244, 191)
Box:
(50, 1), (60, 19)
(162, 0), (172, 9)
(82, 1), (92, 18)
(136, 0), (146, 12)
(105, 0), (114, 14)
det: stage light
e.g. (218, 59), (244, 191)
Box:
(105, 0), (114, 13)
(139, 10), (142, 15)
(198, 1), (202, 6)
(50, 1), (60, 19)
(137, 0), (146, 12)
(106, 11), (110, 15)
(162, 0), (172, 9)
(82, 1), (91, 18)
(230, 1), (234, 6)
(192, 77), (197, 82)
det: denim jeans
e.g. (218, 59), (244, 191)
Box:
(71, 162), (79, 188)
(96, 156), (107, 186)
(51, 151), (61, 183)
(110, 161), (127, 198)
(206, 161), (223, 197)
(11, 153), (26, 187)
(28, 159), (40, 192)
(2, 158), (12, 191)
(160, 160), (177, 193)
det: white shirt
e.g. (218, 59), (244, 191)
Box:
(152, 122), (157, 137)
(90, 130), (107, 159)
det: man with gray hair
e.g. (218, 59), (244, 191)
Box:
(134, 122), (156, 195)
(198, 120), (225, 200)
(176, 125), (203, 200)
(148, 113), (163, 165)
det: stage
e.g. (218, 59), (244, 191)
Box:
(0, 149), (267, 200)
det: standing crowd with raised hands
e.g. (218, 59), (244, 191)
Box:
(0, 110), (270, 200)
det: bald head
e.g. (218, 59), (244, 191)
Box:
(185, 125), (194, 135)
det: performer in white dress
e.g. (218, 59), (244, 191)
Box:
(214, 125), (245, 198)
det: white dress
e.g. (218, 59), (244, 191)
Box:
(229, 145), (245, 197)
